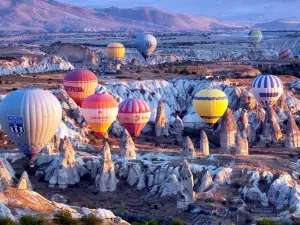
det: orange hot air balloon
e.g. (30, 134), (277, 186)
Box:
(117, 98), (151, 137)
(63, 70), (98, 106)
(82, 93), (118, 137)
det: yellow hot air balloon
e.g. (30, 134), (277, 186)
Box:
(248, 30), (263, 48)
(193, 89), (228, 126)
(106, 43), (126, 60)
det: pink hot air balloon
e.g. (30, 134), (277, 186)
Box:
(117, 98), (151, 137)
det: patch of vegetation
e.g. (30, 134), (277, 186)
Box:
(131, 220), (159, 225)
(204, 198), (214, 203)
(256, 218), (277, 225)
(170, 219), (184, 225)
(19, 215), (46, 225)
(80, 214), (104, 225)
(53, 210), (78, 225)
(0, 218), (17, 225)
(118, 202), (126, 213)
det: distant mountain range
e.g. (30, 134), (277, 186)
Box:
(0, 0), (245, 32)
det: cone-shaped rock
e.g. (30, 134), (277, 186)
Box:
(263, 106), (283, 142)
(220, 108), (237, 152)
(119, 129), (136, 159)
(0, 160), (14, 191)
(199, 130), (209, 156)
(285, 111), (300, 148)
(17, 171), (33, 190)
(172, 115), (184, 135)
(155, 99), (169, 137)
(101, 142), (112, 160)
(235, 132), (249, 155)
(59, 136), (76, 166)
(196, 171), (214, 193)
(238, 109), (250, 139)
(181, 136), (196, 157)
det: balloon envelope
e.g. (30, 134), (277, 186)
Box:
(251, 75), (283, 108)
(135, 34), (157, 59)
(82, 93), (118, 137)
(106, 43), (126, 60)
(0, 88), (62, 159)
(248, 30), (263, 48)
(118, 98), (151, 137)
(279, 49), (292, 60)
(63, 70), (98, 106)
(193, 89), (228, 126)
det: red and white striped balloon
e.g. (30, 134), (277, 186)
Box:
(117, 98), (151, 137)
(279, 49), (292, 60)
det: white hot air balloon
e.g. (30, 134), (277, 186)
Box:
(251, 75), (283, 107)
(135, 34), (157, 59)
(0, 88), (62, 164)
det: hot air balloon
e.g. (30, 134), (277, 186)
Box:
(248, 30), (263, 48)
(279, 49), (292, 60)
(135, 34), (157, 59)
(193, 89), (228, 127)
(117, 98), (151, 137)
(0, 88), (62, 161)
(82, 93), (118, 137)
(63, 70), (98, 106)
(106, 43), (126, 60)
(251, 75), (283, 108)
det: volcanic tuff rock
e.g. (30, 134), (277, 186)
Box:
(285, 111), (300, 148)
(119, 129), (136, 160)
(237, 109), (250, 139)
(17, 171), (32, 190)
(199, 130), (209, 156)
(262, 106), (283, 142)
(196, 171), (214, 193)
(155, 99), (169, 137)
(157, 174), (181, 197)
(0, 160), (14, 191)
(235, 132), (249, 155)
(181, 136), (196, 157)
(96, 142), (118, 192)
(220, 108), (237, 152)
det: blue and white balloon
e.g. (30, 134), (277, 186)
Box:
(135, 34), (157, 59)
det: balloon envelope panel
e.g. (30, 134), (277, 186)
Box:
(0, 88), (62, 159)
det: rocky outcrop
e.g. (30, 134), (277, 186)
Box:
(262, 106), (283, 142)
(235, 132), (249, 155)
(181, 136), (196, 157)
(43, 134), (61, 154)
(126, 163), (143, 186)
(155, 99), (169, 137)
(237, 109), (250, 139)
(171, 115), (184, 141)
(96, 142), (118, 192)
(119, 129), (136, 160)
(285, 111), (300, 148)
(17, 171), (32, 190)
(157, 174), (181, 197)
(0, 160), (14, 191)
(196, 171), (214, 193)
(220, 108), (237, 153)
(199, 130), (209, 156)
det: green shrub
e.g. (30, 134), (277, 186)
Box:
(19, 215), (46, 225)
(148, 220), (159, 225)
(0, 217), (17, 225)
(53, 210), (78, 225)
(171, 218), (184, 225)
(80, 214), (104, 225)
(256, 218), (277, 225)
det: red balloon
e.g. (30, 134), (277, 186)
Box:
(117, 98), (151, 137)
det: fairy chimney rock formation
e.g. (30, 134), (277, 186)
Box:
(0, 160), (14, 191)
(119, 129), (136, 159)
(199, 130), (209, 156)
(285, 111), (300, 148)
(181, 136), (196, 157)
(220, 108), (237, 153)
(155, 99), (169, 137)
(96, 142), (118, 192)
(238, 109), (250, 139)
(17, 171), (33, 190)
(235, 132), (249, 155)
(59, 136), (76, 166)
(263, 106), (283, 142)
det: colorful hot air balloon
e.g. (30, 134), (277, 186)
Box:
(193, 89), (228, 126)
(135, 34), (157, 59)
(117, 98), (151, 137)
(279, 49), (292, 60)
(106, 43), (126, 60)
(82, 93), (118, 137)
(63, 70), (98, 106)
(248, 30), (263, 48)
(0, 88), (62, 160)
(251, 75), (283, 108)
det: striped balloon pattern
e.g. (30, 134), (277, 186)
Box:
(117, 98), (151, 137)
(279, 49), (292, 60)
(135, 34), (157, 59)
(106, 43), (126, 60)
(251, 75), (283, 108)
(193, 89), (228, 126)
(82, 93), (118, 137)
(248, 30), (263, 48)
(64, 70), (98, 106)
(0, 88), (62, 159)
